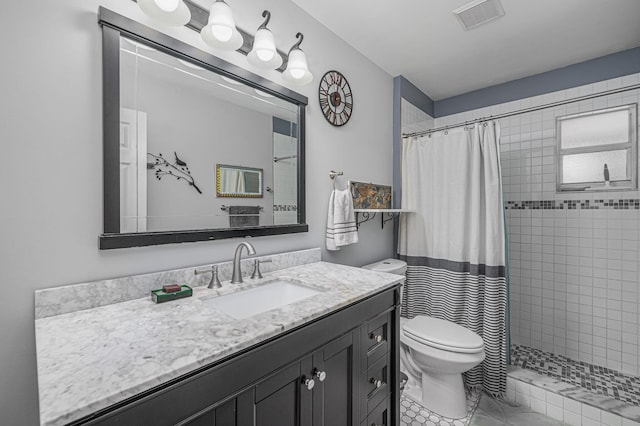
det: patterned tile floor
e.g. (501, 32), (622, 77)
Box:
(470, 393), (563, 426)
(511, 344), (640, 406)
(400, 388), (480, 426)
(400, 390), (563, 426)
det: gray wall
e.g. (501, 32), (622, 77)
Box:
(0, 0), (394, 423)
(434, 47), (640, 117)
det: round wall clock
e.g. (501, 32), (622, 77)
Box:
(318, 70), (353, 126)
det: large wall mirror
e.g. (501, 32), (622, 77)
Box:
(99, 8), (307, 249)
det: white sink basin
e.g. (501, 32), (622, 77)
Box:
(201, 280), (321, 319)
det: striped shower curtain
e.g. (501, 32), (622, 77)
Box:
(398, 122), (507, 398)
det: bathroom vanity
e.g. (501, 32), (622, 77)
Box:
(35, 253), (402, 426)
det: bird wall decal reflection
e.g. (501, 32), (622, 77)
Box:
(148, 151), (202, 194)
(174, 152), (187, 167)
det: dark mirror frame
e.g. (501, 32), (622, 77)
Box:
(98, 7), (307, 250)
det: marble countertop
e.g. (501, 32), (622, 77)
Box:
(35, 261), (403, 426)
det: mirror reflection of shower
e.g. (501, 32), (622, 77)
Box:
(273, 154), (297, 163)
(272, 118), (298, 225)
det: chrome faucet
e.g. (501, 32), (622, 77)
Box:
(231, 242), (256, 284)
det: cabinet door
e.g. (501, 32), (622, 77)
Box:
(237, 356), (313, 426)
(312, 331), (358, 426)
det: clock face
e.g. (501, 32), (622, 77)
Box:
(318, 70), (353, 126)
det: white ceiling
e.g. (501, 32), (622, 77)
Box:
(291, 0), (640, 100)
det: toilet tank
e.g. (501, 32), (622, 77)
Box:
(361, 258), (407, 275)
(362, 258), (407, 309)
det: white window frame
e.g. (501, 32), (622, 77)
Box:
(556, 103), (637, 192)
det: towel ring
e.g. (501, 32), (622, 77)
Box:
(329, 170), (344, 190)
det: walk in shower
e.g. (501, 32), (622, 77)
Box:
(400, 73), (640, 424)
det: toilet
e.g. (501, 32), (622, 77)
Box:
(362, 259), (485, 419)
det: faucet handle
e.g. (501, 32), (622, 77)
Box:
(195, 265), (222, 289)
(251, 259), (272, 279)
(209, 265), (222, 289)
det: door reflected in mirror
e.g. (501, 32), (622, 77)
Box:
(216, 164), (263, 197)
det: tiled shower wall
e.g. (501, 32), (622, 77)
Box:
(401, 98), (434, 133)
(273, 132), (298, 225)
(435, 73), (640, 376)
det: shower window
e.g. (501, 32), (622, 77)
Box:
(556, 104), (637, 191)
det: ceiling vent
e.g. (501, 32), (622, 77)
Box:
(453, 0), (505, 30)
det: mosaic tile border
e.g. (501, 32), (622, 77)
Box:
(505, 199), (640, 210)
(273, 204), (297, 211)
(510, 344), (640, 407)
(400, 388), (480, 426)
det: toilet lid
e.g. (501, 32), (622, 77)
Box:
(403, 316), (484, 353)
(362, 258), (407, 274)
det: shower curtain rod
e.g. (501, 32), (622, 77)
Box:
(402, 83), (640, 138)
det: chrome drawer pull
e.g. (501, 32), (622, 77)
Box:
(302, 377), (315, 390)
(369, 333), (383, 343)
(370, 378), (383, 388)
(314, 368), (327, 382)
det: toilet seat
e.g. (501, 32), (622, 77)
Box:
(403, 316), (484, 354)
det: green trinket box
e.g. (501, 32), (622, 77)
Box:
(151, 285), (192, 303)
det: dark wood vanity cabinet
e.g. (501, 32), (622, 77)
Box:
(226, 331), (357, 426)
(312, 332), (359, 425)
(77, 286), (400, 426)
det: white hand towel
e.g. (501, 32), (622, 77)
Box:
(326, 188), (358, 251)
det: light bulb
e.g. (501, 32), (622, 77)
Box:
(211, 25), (232, 42)
(250, 28), (277, 65)
(256, 49), (275, 62)
(138, 0), (191, 26)
(154, 0), (179, 12)
(207, 1), (236, 43)
(286, 49), (309, 79)
(282, 33), (313, 85)
(290, 68), (305, 79)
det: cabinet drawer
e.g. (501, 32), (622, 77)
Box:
(361, 396), (389, 426)
(362, 312), (390, 368)
(362, 353), (389, 415)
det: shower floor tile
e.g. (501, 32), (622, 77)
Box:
(511, 344), (640, 407)
(400, 388), (480, 426)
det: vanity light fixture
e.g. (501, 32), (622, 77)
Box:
(247, 11), (282, 69)
(201, 0), (243, 51)
(131, 0), (313, 82)
(137, 0), (191, 26)
(282, 33), (313, 85)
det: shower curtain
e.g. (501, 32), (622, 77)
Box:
(398, 122), (507, 398)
